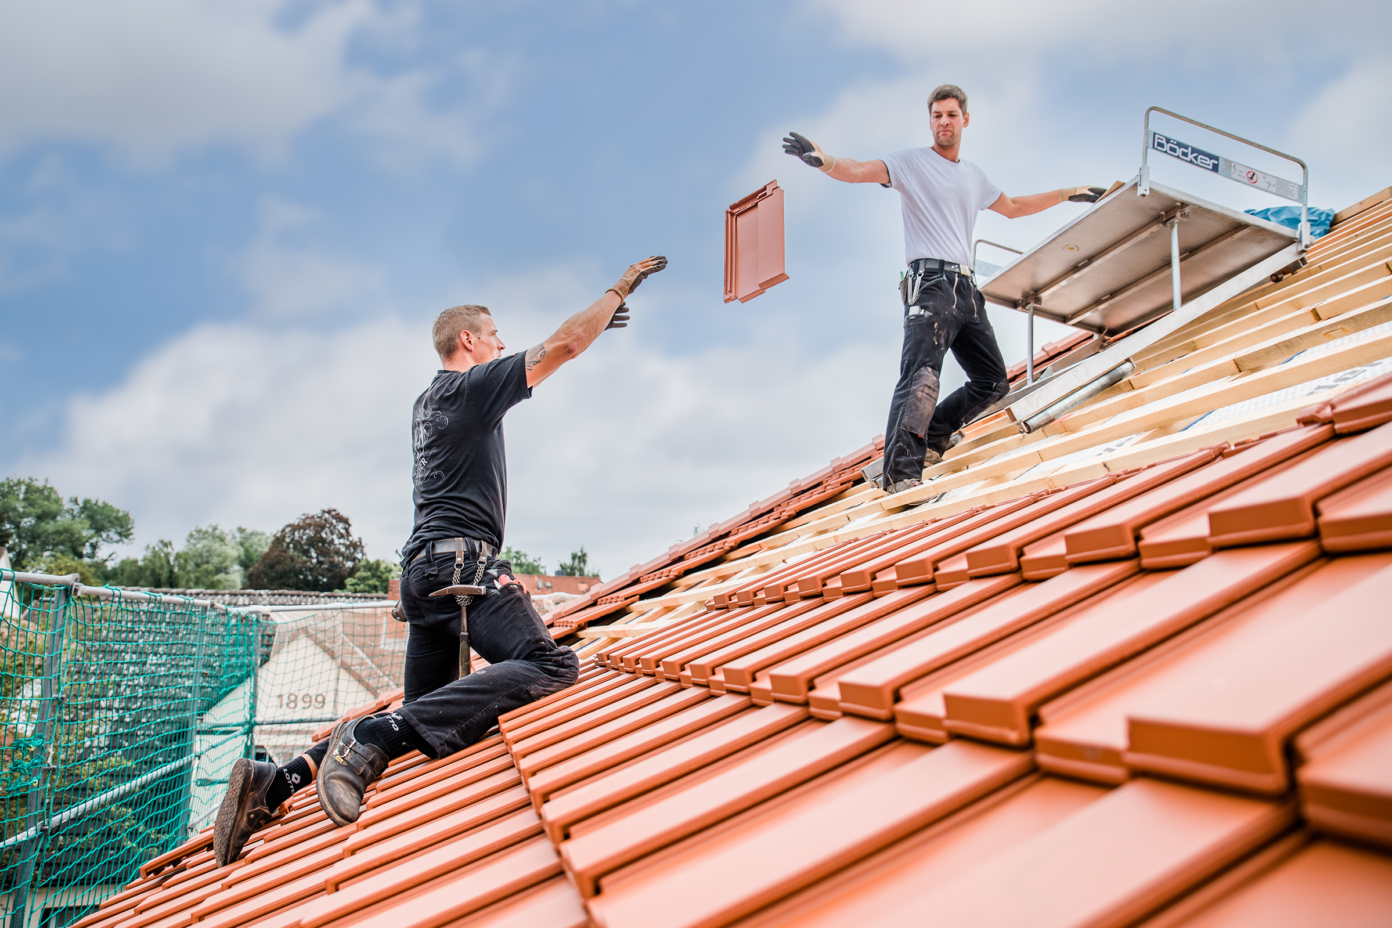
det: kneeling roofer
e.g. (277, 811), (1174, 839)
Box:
(212, 255), (668, 864)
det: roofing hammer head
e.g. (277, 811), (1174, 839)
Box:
(429, 585), (486, 597)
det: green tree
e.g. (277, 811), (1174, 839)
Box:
(343, 559), (401, 594)
(555, 547), (597, 578)
(500, 546), (544, 575)
(234, 527), (271, 576)
(175, 525), (244, 589)
(247, 509), (365, 591)
(0, 477), (134, 572)
(107, 540), (178, 588)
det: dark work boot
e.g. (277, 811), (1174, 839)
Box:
(213, 758), (282, 866)
(316, 717), (389, 827)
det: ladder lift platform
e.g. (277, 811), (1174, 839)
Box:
(981, 107), (1309, 432)
(980, 178), (1298, 337)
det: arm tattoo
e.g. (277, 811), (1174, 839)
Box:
(525, 344), (548, 372)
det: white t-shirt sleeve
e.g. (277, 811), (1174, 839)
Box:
(880, 150), (904, 189)
(977, 167), (1003, 210)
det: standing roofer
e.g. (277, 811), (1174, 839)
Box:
(784, 84), (1105, 494)
(212, 255), (668, 865)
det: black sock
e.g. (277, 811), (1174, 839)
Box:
(353, 713), (431, 760)
(265, 756), (313, 809)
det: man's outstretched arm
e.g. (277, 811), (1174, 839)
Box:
(523, 256), (667, 387)
(988, 186), (1109, 219)
(782, 131), (888, 184)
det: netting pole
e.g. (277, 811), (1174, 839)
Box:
(180, 605), (209, 839)
(9, 584), (69, 928)
(248, 615), (262, 767)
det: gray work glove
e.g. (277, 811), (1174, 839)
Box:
(1065, 186), (1108, 203)
(606, 301), (630, 330)
(607, 255), (668, 301)
(782, 131), (833, 172)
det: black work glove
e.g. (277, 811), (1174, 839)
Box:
(608, 256), (668, 301)
(606, 301), (630, 330)
(481, 564), (515, 597)
(782, 131), (832, 171)
(1065, 186), (1108, 203)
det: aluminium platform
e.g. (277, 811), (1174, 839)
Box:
(981, 178), (1299, 337)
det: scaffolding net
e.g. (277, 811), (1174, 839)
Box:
(0, 569), (404, 928)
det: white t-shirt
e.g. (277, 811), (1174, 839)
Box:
(880, 147), (1002, 268)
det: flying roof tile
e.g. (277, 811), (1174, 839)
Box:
(102, 188), (1392, 928)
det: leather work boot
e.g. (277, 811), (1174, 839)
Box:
(213, 758), (282, 867)
(888, 476), (923, 495)
(316, 717), (389, 827)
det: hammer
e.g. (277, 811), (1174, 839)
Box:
(429, 584), (485, 676)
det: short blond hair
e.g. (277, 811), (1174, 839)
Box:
(433, 304), (492, 361)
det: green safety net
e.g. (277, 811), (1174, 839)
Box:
(0, 570), (405, 928)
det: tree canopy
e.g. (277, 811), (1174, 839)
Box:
(106, 525), (272, 590)
(555, 547), (597, 578)
(343, 558), (401, 594)
(248, 509), (365, 592)
(0, 477), (134, 577)
(500, 546), (545, 575)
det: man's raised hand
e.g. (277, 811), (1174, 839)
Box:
(782, 131), (833, 172)
(607, 255), (668, 302)
(1065, 186), (1108, 203)
(606, 302), (630, 330)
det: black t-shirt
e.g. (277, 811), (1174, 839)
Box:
(401, 353), (532, 562)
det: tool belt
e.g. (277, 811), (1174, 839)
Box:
(900, 258), (975, 308)
(412, 537), (497, 564)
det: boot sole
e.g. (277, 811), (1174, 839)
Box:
(315, 718), (359, 828)
(213, 758), (252, 867)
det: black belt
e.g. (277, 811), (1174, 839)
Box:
(908, 258), (974, 280)
(412, 537), (496, 564)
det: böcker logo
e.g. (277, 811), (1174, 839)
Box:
(1151, 133), (1220, 173)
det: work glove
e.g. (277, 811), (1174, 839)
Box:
(782, 131), (833, 172)
(480, 564), (515, 596)
(607, 255), (668, 301)
(606, 301), (630, 330)
(1065, 186), (1108, 203)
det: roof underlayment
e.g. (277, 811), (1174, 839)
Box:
(86, 186), (1392, 928)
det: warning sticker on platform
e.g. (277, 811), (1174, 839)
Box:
(1221, 158), (1304, 202)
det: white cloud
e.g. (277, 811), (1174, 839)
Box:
(804, 0), (1382, 67)
(0, 0), (490, 166)
(19, 274), (896, 579)
(235, 199), (387, 319)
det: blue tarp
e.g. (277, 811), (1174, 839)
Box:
(1245, 205), (1334, 238)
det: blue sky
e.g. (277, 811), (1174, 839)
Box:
(3, 0), (1389, 577)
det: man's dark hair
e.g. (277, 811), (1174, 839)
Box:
(928, 84), (967, 113)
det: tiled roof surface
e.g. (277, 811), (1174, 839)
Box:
(94, 189), (1392, 928)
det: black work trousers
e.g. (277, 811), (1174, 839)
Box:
(394, 549), (579, 758)
(882, 271), (1010, 487)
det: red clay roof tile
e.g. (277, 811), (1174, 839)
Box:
(1293, 679), (1392, 849)
(1125, 552), (1392, 794)
(1317, 465), (1392, 552)
(837, 561), (1138, 720)
(1207, 422), (1392, 546)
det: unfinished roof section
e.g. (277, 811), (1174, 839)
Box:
(93, 187), (1392, 928)
(724, 180), (789, 303)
